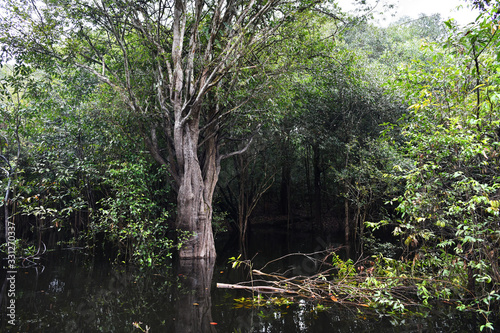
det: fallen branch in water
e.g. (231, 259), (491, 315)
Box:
(226, 250), (474, 312)
(216, 283), (294, 294)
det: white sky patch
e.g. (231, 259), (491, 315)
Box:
(336, 0), (482, 26)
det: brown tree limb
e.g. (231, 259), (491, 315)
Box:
(216, 283), (295, 294)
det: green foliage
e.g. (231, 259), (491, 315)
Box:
(331, 252), (356, 278)
(233, 296), (293, 309)
(211, 209), (229, 235)
(91, 158), (175, 266)
(377, 9), (500, 328)
(3, 5), (500, 332)
(0, 62), (178, 266)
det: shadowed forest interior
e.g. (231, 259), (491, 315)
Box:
(1, 0), (500, 332)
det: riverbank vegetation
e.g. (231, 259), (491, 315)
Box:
(1, 0), (500, 330)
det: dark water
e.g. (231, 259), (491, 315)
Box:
(0, 228), (490, 332)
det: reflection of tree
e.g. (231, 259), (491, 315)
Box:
(13, 250), (218, 332)
(175, 258), (216, 333)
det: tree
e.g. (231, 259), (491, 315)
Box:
(218, 134), (276, 254)
(374, 9), (500, 326)
(1, 0), (331, 258)
(285, 43), (400, 233)
(0, 64), (31, 243)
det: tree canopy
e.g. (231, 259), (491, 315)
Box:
(2, 1), (500, 330)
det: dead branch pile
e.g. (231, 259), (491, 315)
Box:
(218, 250), (466, 310)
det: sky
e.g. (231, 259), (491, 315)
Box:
(336, 0), (482, 26)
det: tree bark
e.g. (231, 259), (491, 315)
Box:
(176, 117), (217, 259)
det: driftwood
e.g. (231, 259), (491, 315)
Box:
(216, 283), (294, 294)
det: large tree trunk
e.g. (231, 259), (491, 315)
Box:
(176, 170), (217, 259)
(175, 117), (217, 259)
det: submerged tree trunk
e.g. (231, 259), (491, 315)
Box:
(175, 116), (218, 259)
(176, 169), (217, 259)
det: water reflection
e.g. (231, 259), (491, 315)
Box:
(1, 231), (497, 332)
(175, 258), (216, 333)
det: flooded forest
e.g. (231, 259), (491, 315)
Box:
(1, 0), (500, 332)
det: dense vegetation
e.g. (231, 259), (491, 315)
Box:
(1, 0), (500, 330)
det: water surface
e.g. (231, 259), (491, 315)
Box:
(0, 228), (491, 332)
